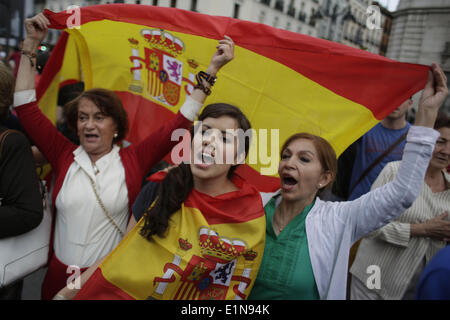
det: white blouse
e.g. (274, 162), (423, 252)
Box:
(12, 92), (203, 269)
(350, 162), (450, 300)
(54, 145), (129, 268)
(261, 126), (440, 299)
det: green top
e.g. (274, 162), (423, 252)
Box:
(248, 195), (320, 300)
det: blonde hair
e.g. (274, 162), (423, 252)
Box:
(0, 63), (15, 122)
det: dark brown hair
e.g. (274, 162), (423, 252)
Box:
(0, 64), (15, 123)
(434, 111), (450, 130)
(140, 103), (252, 240)
(65, 88), (129, 143)
(280, 132), (337, 194)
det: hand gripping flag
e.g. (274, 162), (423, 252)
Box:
(38, 4), (429, 192)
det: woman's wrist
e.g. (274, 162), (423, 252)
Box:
(410, 223), (427, 237)
(206, 65), (220, 77)
(22, 38), (40, 51)
(414, 108), (439, 128)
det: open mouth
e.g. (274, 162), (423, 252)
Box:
(201, 152), (215, 165)
(435, 156), (449, 162)
(194, 152), (216, 169)
(281, 173), (298, 191)
(84, 133), (99, 142)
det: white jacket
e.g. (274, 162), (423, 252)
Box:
(261, 125), (439, 300)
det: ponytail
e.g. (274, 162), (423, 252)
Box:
(140, 162), (193, 240)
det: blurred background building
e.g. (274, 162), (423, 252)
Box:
(1, 0), (448, 114)
(0, 0), (34, 48)
(387, 0), (450, 113)
(26, 0), (394, 55)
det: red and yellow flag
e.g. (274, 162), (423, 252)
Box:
(38, 4), (429, 192)
(74, 175), (265, 300)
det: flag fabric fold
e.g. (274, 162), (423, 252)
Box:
(74, 175), (266, 300)
(38, 4), (429, 192)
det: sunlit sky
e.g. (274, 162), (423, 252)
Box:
(376, 0), (400, 11)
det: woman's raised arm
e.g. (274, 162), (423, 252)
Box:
(14, 13), (74, 169)
(15, 13), (50, 93)
(338, 64), (448, 243)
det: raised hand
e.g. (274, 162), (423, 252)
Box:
(24, 13), (50, 44)
(16, 13), (51, 92)
(415, 63), (449, 127)
(190, 36), (235, 104)
(207, 35), (235, 75)
(420, 64), (448, 111)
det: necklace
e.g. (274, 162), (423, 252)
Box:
(273, 207), (287, 233)
(92, 163), (100, 175)
(274, 218), (286, 233)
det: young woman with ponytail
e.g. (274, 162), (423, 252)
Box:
(54, 45), (267, 300)
(138, 102), (253, 241)
(67, 103), (265, 300)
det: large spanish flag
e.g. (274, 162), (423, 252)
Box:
(39, 4), (428, 192)
(75, 175), (265, 300)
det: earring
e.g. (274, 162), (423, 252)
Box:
(114, 133), (118, 138)
(318, 184), (322, 188)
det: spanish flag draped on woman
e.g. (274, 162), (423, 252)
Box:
(75, 173), (265, 300)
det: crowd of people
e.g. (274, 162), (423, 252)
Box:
(0, 12), (449, 300)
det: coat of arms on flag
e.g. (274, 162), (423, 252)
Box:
(128, 29), (193, 107)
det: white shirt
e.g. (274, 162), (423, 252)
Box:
(262, 126), (440, 299)
(54, 145), (129, 268)
(350, 161), (450, 299)
(12, 90), (203, 269)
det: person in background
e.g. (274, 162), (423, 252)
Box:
(0, 61), (43, 300)
(416, 245), (450, 300)
(350, 111), (450, 300)
(35, 48), (50, 87)
(7, 40), (23, 77)
(332, 98), (413, 202)
(13, 13), (232, 300)
(56, 82), (85, 145)
(330, 98), (414, 286)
